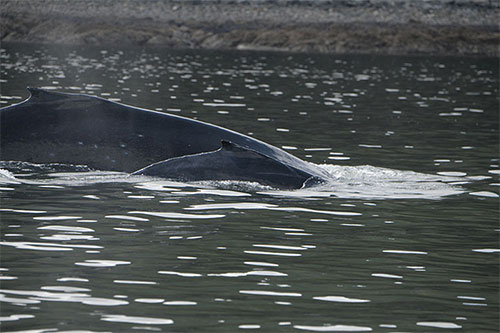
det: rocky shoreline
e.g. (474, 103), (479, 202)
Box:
(1, 0), (499, 56)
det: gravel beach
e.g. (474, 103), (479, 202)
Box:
(1, 0), (499, 56)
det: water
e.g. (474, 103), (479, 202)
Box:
(0, 42), (498, 332)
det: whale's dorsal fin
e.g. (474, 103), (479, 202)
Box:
(220, 140), (270, 158)
(27, 87), (73, 103)
(221, 140), (236, 151)
(28, 87), (57, 99)
(220, 140), (249, 152)
(27, 87), (46, 98)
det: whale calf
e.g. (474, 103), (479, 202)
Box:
(134, 140), (322, 189)
(0, 88), (328, 189)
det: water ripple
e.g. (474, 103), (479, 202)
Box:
(75, 260), (131, 267)
(129, 211), (225, 219)
(383, 250), (428, 255)
(0, 314), (35, 322)
(244, 250), (302, 257)
(163, 301), (197, 306)
(294, 324), (373, 332)
(185, 202), (361, 216)
(158, 271), (202, 277)
(417, 322), (462, 329)
(207, 271), (287, 277)
(38, 225), (94, 232)
(0, 289), (128, 307)
(101, 314), (173, 325)
(239, 290), (302, 297)
(33, 216), (83, 221)
(0, 241), (102, 251)
(313, 296), (370, 303)
(113, 280), (157, 285)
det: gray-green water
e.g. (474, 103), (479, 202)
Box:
(0, 43), (498, 332)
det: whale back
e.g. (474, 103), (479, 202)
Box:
(0, 89), (326, 182)
(133, 141), (317, 189)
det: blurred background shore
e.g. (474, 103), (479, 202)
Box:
(1, 0), (499, 56)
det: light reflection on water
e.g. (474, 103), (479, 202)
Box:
(0, 43), (498, 332)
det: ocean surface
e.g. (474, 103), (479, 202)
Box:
(0, 43), (498, 332)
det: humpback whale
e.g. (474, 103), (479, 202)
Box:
(0, 88), (327, 189)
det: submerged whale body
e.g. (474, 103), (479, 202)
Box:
(0, 88), (328, 189)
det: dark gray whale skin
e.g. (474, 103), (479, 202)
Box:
(134, 141), (322, 189)
(0, 88), (328, 189)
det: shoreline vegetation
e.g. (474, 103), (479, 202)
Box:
(1, 0), (499, 56)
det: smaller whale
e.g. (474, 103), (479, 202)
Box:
(133, 140), (322, 189)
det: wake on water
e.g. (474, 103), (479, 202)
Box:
(0, 161), (466, 200)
